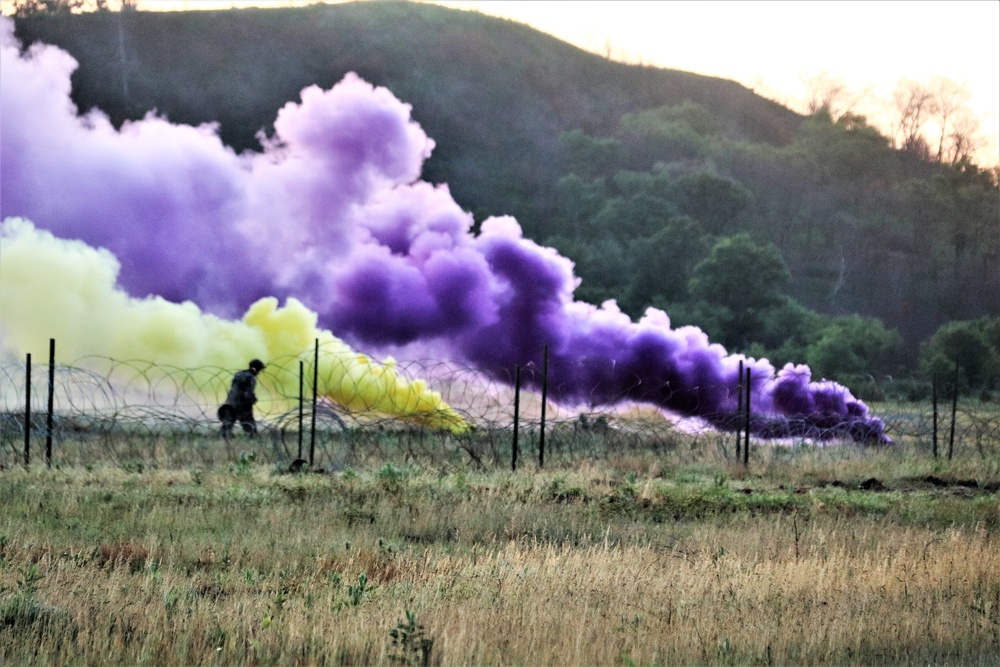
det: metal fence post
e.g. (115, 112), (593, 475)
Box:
(310, 339), (318, 469)
(539, 345), (548, 469)
(24, 353), (31, 466)
(932, 374), (938, 458)
(46, 339), (56, 468)
(512, 365), (521, 472)
(743, 366), (751, 466)
(948, 362), (959, 460)
(736, 360), (743, 459)
(298, 360), (304, 461)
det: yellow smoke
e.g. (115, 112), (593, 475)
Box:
(0, 218), (468, 433)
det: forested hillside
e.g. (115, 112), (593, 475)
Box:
(9, 1), (1000, 395)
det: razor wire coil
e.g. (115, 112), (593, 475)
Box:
(2, 348), (998, 470)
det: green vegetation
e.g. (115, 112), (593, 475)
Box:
(688, 233), (791, 349)
(9, 1), (1000, 395)
(2, 435), (1000, 665)
(920, 317), (1000, 397)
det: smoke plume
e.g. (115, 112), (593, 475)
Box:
(0, 18), (887, 442)
(0, 218), (468, 431)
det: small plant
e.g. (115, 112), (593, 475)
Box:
(163, 587), (180, 613)
(208, 624), (226, 651)
(232, 450), (257, 476)
(547, 474), (567, 498)
(98, 540), (150, 573)
(348, 572), (373, 606)
(229, 451), (257, 477)
(121, 459), (145, 474)
(717, 636), (735, 661)
(711, 546), (727, 565)
(548, 475), (584, 503)
(17, 564), (43, 597)
(389, 608), (434, 666)
(616, 473), (638, 500)
(377, 463), (407, 492)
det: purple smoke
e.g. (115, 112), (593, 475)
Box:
(0, 19), (887, 443)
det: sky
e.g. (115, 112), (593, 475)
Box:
(27, 0), (997, 166)
(430, 0), (1000, 167)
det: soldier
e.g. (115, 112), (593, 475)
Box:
(219, 359), (265, 438)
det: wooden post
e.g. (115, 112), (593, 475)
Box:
(46, 338), (55, 468)
(310, 339), (319, 469)
(24, 353), (31, 466)
(512, 365), (521, 472)
(735, 360), (743, 459)
(539, 344), (548, 469)
(298, 360), (304, 461)
(948, 362), (959, 461)
(743, 367), (751, 467)
(931, 374), (938, 458)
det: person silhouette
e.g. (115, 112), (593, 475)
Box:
(219, 359), (265, 438)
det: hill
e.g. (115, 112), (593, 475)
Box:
(9, 1), (1000, 389)
(10, 1), (801, 222)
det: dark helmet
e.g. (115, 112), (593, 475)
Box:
(249, 359), (266, 372)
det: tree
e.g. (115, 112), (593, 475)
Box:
(890, 76), (982, 165)
(552, 174), (607, 233)
(792, 109), (896, 182)
(589, 193), (677, 238)
(688, 234), (791, 348)
(557, 129), (622, 180)
(919, 319), (999, 391)
(921, 76), (987, 165)
(552, 235), (632, 309)
(621, 101), (719, 137)
(625, 215), (708, 313)
(805, 315), (904, 381)
(892, 78), (934, 158)
(8, 0), (108, 14)
(668, 171), (752, 235)
(610, 169), (672, 199)
(618, 107), (709, 169)
(942, 108), (983, 165)
(750, 296), (825, 364)
(801, 71), (870, 121)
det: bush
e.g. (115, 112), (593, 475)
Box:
(919, 319), (1000, 392)
(805, 315), (904, 381)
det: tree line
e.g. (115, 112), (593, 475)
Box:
(542, 100), (998, 399)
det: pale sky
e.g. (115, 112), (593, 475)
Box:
(431, 0), (1000, 166)
(9, 0), (1000, 165)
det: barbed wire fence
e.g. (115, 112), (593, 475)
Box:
(2, 341), (999, 472)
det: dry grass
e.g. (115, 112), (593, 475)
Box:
(2, 442), (999, 665)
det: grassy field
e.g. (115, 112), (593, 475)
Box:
(2, 431), (1000, 665)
